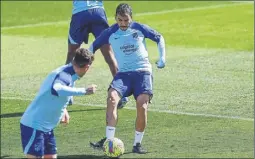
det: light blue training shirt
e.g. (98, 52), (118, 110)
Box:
(89, 22), (166, 73)
(20, 63), (86, 132)
(72, 0), (104, 15)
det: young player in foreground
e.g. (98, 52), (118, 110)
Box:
(89, 3), (166, 154)
(20, 48), (96, 158)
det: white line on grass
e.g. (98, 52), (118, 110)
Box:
(1, 2), (251, 30)
(2, 96), (253, 121)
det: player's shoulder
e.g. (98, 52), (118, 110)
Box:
(54, 66), (74, 85)
(99, 23), (119, 38)
(53, 64), (74, 79)
(62, 64), (75, 76)
(130, 21), (142, 27)
(131, 21), (161, 37)
(130, 22), (152, 31)
(106, 23), (119, 34)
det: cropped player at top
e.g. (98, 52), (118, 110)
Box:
(66, 0), (128, 108)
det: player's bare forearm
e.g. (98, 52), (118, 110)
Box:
(53, 83), (86, 96)
(100, 44), (118, 77)
(53, 83), (97, 96)
(107, 58), (118, 77)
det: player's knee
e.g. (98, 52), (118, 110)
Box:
(107, 89), (120, 106)
(136, 94), (149, 110)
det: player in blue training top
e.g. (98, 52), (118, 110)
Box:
(89, 3), (166, 154)
(66, 0), (128, 108)
(20, 48), (96, 158)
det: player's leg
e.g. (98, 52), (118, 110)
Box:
(132, 94), (149, 154)
(89, 86), (121, 149)
(26, 154), (41, 158)
(43, 130), (57, 158)
(66, 44), (80, 65)
(90, 72), (131, 149)
(43, 154), (57, 159)
(107, 72), (132, 137)
(132, 71), (153, 154)
(66, 11), (90, 105)
(89, 89), (121, 149)
(20, 123), (45, 158)
(66, 11), (90, 64)
(104, 87), (120, 140)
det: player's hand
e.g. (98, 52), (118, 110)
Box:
(85, 84), (97, 95)
(156, 59), (165, 69)
(60, 108), (70, 125)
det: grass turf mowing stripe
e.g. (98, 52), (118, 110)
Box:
(1, 2), (251, 30)
(1, 97), (253, 121)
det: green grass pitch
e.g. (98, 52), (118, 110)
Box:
(1, 1), (254, 158)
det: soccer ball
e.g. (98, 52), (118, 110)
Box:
(103, 137), (125, 158)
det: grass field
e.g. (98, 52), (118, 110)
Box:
(1, 1), (254, 158)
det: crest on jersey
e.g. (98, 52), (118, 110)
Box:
(132, 33), (138, 39)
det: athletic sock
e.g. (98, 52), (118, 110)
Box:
(106, 126), (115, 139)
(133, 131), (144, 146)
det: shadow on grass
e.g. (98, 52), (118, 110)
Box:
(1, 155), (10, 158)
(0, 112), (23, 118)
(0, 108), (105, 119)
(58, 150), (138, 159)
(58, 155), (106, 159)
(0, 151), (152, 159)
(0, 155), (106, 159)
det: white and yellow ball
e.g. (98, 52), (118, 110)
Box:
(103, 137), (125, 158)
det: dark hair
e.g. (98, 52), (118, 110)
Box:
(73, 48), (94, 68)
(115, 3), (132, 17)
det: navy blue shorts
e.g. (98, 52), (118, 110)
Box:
(68, 8), (109, 45)
(20, 123), (57, 157)
(110, 71), (153, 100)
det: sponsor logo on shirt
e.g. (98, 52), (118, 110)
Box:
(120, 44), (138, 55)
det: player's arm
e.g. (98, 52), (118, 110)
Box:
(100, 45), (118, 77)
(89, 28), (118, 76)
(140, 24), (166, 68)
(51, 72), (96, 96)
(88, 29), (111, 54)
